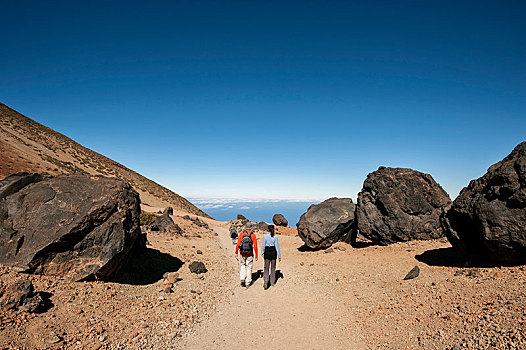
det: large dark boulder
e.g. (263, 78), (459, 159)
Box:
(256, 221), (269, 232)
(149, 207), (182, 234)
(356, 167), (451, 245)
(0, 172), (47, 199)
(441, 142), (526, 265)
(0, 173), (144, 281)
(297, 198), (355, 249)
(272, 214), (288, 227)
(237, 214), (247, 221)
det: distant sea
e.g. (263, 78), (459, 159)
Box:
(188, 198), (322, 227)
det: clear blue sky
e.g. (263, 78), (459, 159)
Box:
(1, 1), (525, 200)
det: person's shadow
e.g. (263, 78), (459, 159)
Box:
(275, 270), (284, 284)
(252, 269), (263, 283)
(252, 269), (285, 284)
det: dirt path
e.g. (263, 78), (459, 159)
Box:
(177, 224), (366, 349)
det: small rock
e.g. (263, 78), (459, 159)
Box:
(196, 250), (203, 254)
(163, 272), (181, 284)
(403, 266), (420, 280)
(188, 261), (207, 274)
(163, 286), (173, 294)
(324, 248), (334, 254)
(128, 331), (138, 339)
(466, 268), (482, 278)
(43, 334), (62, 344)
(0, 279), (50, 313)
(334, 246), (347, 251)
(0, 280), (33, 310)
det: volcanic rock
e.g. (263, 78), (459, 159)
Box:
(0, 173), (144, 281)
(441, 142), (526, 264)
(188, 261), (207, 274)
(0, 279), (49, 313)
(149, 207), (182, 234)
(273, 214), (288, 227)
(237, 214), (247, 221)
(191, 217), (209, 229)
(0, 172), (46, 199)
(163, 272), (180, 284)
(256, 221), (269, 232)
(0, 279), (33, 310)
(403, 266), (420, 280)
(356, 167), (451, 245)
(297, 198), (356, 249)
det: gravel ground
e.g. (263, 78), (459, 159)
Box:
(1, 218), (524, 349)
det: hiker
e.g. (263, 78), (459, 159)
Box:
(235, 223), (258, 288)
(261, 224), (281, 289)
(229, 224), (238, 244)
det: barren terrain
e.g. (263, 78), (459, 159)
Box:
(1, 212), (524, 349)
(1, 103), (524, 349)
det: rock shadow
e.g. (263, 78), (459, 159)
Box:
(350, 229), (375, 248)
(34, 291), (54, 313)
(111, 248), (183, 285)
(297, 244), (319, 252)
(350, 241), (375, 249)
(415, 247), (500, 268)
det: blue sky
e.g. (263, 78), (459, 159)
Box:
(1, 1), (525, 201)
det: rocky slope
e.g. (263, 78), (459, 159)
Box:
(0, 102), (209, 218)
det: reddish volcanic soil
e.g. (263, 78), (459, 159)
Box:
(1, 217), (525, 349)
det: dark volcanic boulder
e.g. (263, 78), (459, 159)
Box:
(297, 198), (355, 249)
(442, 142), (526, 264)
(273, 214), (288, 227)
(256, 221), (269, 232)
(0, 172), (46, 199)
(0, 173), (144, 281)
(237, 214), (247, 221)
(188, 261), (207, 274)
(150, 207), (182, 234)
(356, 167), (451, 245)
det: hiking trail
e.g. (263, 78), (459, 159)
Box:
(177, 224), (366, 349)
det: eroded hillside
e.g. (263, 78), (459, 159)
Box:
(0, 102), (209, 218)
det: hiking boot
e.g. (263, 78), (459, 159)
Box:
(240, 281), (245, 287)
(263, 281), (269, 290)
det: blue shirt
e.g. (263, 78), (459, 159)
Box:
(261, 233), (281, 259)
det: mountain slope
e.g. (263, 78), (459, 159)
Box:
(0, 102), (210, 218)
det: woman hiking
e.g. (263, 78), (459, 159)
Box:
(261, 224), (281, 289)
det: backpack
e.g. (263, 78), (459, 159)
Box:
(239, 230), (253, 255)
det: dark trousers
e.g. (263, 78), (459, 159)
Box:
(263, 258), (276, 286)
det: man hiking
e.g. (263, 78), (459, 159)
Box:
(235, 223), (258, 288)
(229, 224), (238, 245)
